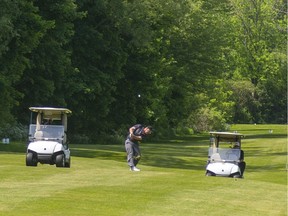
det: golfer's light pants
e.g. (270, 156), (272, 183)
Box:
(125, 139), (141, 167)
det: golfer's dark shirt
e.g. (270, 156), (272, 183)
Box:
(126, 124), (146, 142)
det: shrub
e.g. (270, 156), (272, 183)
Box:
(187, 107), (229, 133)
(0, 123), (28, 142)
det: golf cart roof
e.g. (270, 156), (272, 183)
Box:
(29, 107), (72, 114)
(210, 132), (244, 142)
(209, 131), (243, 137)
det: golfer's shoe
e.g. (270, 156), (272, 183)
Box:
(130, 166), (140, 172)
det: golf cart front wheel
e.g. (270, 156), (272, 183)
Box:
(56, 154), (65, 167)
(26, 152), (37, 166)
(205, 171), (215, 176)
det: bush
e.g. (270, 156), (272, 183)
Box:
(69, 134), (91, 144)
(69, 128), (127, 144)
(175, 125), (194, 135)
(187, 107), (229, 133)
(0, 123), (28, 142)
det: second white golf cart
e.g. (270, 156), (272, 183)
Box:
(205, 131), (245, 178)
(26, 107), (72, 168)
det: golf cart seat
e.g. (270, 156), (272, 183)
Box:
(211, 153), (222, 162)
(34, 131), (44, 140)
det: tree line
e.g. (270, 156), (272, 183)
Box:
(0, 0), (286, 142)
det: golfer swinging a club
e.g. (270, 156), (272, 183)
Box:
(125, 124), (152, 171)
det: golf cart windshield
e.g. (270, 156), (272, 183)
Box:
(208, 147), (241, 161)
(29, 124), (65, 141)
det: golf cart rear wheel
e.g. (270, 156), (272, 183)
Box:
(26, 152), (37, 166)
(56, 154), (65, 167)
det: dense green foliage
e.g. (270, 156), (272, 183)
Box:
(0, 0), (286, 141)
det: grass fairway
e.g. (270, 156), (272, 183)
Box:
(0, 124), (287, 216)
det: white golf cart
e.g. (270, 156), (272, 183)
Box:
(26, 107), (72, 168)
(205, 132), (245, 178)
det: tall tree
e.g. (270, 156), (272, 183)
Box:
(230, 0), (286, 86)
(69, 0), (127, 136)
(227, 0), (287, 123)
(0, 0), (49, 126)
(108, 0), (194, 135)
(14, 0), (82, 123)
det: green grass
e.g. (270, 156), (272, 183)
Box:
(0, 124), (287, 216)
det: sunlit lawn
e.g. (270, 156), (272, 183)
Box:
(0, 124), (286, 215)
